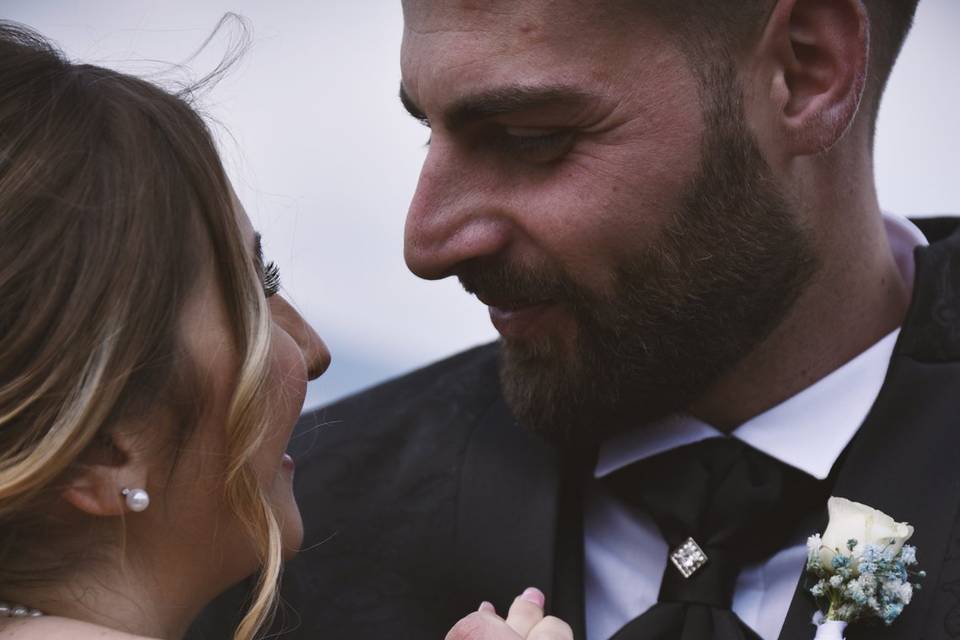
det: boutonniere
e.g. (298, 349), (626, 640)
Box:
(805, 497), (925, 640)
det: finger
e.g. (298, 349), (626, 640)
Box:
(505, 587), (546, 637)
(445, 611), (517, 640)
(528, 616), (574, 640)
(479, 601), (497, 614)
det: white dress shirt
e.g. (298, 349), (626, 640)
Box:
(584, 213), (929, 640)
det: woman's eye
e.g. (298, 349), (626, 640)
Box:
(496, 127), (575, 163)
(262, 261), (281, 298)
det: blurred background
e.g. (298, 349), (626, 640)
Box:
(3, 0), (958, 410)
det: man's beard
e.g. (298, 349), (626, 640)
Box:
(459, 70), (818, 449)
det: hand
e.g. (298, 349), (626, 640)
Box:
(445, 587), (574, 640)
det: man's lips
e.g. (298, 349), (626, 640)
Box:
(474, 291), (550, 310)
(485, 299), (557, 339)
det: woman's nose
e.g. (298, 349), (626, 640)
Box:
(270, 295), (330, 380)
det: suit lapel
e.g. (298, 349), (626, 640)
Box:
(453, 395), (574, 625)
(780, 225), (960, 639)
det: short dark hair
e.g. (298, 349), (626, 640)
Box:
(863, 0), (921, 112)
(649, 0), (920, 135)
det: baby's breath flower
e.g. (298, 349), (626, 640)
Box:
(846, 580), (868, 606)
(897, 583), (914, 605)
(900, 545), (917, 566)
(811, 580), (828, 598)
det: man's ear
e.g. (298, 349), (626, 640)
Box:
(61, 428), (151, 517)
(756, 0), (869, 155)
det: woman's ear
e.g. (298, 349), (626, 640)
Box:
(753, 0), (869, 155)
(61, 428), (151, 517)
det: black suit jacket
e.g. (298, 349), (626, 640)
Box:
(190, 217), (960, 639)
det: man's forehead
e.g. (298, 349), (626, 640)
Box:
(400, 0), (663, 107)
(402, 0), (541, 25)
(401, 0), (641, 39)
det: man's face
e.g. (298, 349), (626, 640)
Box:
(401, 1), (815, 445)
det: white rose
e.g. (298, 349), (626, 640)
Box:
(818, 497), (914, 569)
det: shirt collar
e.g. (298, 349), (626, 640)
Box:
(595, 212), (928, 481)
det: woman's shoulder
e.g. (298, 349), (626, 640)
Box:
(0, 616), (157, 639)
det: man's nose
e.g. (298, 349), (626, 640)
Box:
(404, 143), (512, 280)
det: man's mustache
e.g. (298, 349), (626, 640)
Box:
(456, 259), (578, 309)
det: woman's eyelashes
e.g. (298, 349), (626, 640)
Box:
(262, 261), (282, 298)
(254, 232), (282, 298)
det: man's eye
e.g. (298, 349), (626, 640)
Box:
(495, 128), (575, 163)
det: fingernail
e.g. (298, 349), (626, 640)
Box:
(478, 601), (496, 614)
(520, 587), (545, 608)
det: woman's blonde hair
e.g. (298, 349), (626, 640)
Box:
(0, 21), (283, 639)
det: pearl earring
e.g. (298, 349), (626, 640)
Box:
(121, 488), (150, 512)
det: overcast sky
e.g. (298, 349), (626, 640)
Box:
(4, 0), (959, 409)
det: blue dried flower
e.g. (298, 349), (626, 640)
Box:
(832, 554), (851, 571)
(882, 602), (904, 625)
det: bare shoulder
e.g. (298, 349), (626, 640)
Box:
(0, 616), (156, 640)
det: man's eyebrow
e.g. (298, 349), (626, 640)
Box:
(399, 83), (594, 131)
